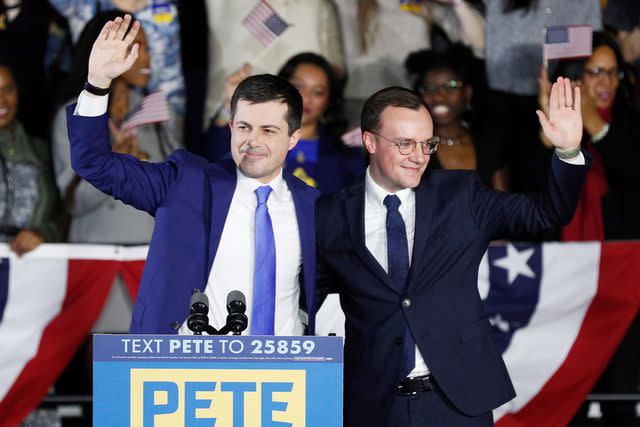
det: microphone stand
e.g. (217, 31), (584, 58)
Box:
(187, 313), (245, 336)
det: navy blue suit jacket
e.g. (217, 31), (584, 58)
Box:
(316, 155), (590, 424)
(67, 106), (320, 334)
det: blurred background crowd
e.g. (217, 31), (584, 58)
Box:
(1, 0), (639, 425)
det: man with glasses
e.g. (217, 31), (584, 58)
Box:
(316, 84), (589, 426)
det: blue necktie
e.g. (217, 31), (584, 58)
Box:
(251, 186), (276, 335)
(384, 194), (416, 377)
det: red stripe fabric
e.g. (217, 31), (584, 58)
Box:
(497, 243), (640, 426)
(0, 260), (118, 427)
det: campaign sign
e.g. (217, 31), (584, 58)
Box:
(93, 335), (343, 427)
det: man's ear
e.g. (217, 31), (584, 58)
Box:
(362, 131), (376, 154)
(288, 128), (302, 150)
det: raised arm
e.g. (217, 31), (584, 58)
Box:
(472, 77), (589, 236)
(69, 15), (181, 215)
(87, 14), (141, 90)
(536, 77), (583, 159)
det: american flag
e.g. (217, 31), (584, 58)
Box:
(242, 0), (290, 47)
(121, 91), (170, 131)
(544, 25), (593, 61)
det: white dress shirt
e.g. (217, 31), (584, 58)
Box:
(75, 92), (305, 336)
(364, 167), (429, 378)
(181, 169), (304, 336)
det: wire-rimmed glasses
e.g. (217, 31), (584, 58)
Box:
(369, 132), (439, 155)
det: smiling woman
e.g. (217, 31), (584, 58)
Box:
(543, 31), (640, 242)
(405, 44), (506, 190)
(0, 61), (62, 254)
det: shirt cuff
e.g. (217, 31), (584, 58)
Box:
(74, 91), (109, 116)
(559, 151), (585, 165)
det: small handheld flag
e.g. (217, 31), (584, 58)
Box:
(242, 0), (290, 47)
(121, 91), (170, 131)
(544, 25), (593, 61)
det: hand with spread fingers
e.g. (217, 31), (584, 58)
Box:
(536, 77), (583, 155)
(87, 14), (141, 89)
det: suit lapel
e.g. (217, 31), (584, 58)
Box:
(345, 182), (400, 294)
(207, 160), (237, 273)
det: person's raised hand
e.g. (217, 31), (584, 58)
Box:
(87, 14), (141, 89)
(536, 77), (583, 153)
(223, 63), (253, 110)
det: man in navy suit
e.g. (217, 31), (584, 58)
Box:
(316, 83), (589, 425)
(66, 15), (319, 335)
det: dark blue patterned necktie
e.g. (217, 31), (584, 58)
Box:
(251, 185), (276, 335)
(384, 194), (415, 377)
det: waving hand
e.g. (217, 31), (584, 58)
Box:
(536, 77), (583, 155)
(87, 14), (141, 89)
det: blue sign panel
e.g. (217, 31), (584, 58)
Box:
(93, 334), (343, 427)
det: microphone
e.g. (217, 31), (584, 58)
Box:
(186, 289), (209, 335)
(226, 291), (248, 335)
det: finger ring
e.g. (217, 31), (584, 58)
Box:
(566, 103), (573, 108)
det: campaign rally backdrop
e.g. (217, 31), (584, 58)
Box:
(0, 242), (639, 426)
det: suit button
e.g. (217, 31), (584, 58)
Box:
(394, 337), (403, 345)
(402, 299), (411, 308)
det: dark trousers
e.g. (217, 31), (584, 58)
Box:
(384, 383), (494, 427)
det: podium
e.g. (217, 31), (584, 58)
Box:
(93, 334), (343, 426)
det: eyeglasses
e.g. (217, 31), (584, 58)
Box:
(369, 132), (439, 155)
(418, 80), (464, 95)
(583, 66), (623, 80)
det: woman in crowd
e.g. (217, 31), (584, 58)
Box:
(335, 0), (485, 124)
(405, 44), (506, 190)
(539, 32), (640, 427)
(484, 0), (602, 193)
(206, 52), (366, 194)
(0, 60), (62, 255)
(52, 10), (182, 245)
(539, 31), (640, 241)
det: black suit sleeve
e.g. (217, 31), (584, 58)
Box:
(468, 153), (591, 237)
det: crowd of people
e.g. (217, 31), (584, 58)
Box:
(2, 0), (638, 251)
(1, 0), (639, 425)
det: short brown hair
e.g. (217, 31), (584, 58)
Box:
(230, 74), (303, 136)
(361, 87), (424, 134)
